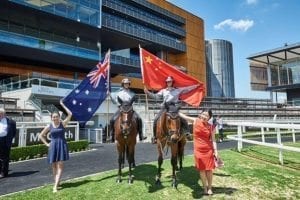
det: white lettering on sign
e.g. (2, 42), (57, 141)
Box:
(31, 85), (71, 97)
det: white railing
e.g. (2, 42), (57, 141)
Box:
(80, 128), (103, 144)
(226, 121), (300, 165)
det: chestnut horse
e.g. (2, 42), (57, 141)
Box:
(155, 102), (186, 188)
(114, 96), (138, 184)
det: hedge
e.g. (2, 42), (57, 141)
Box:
(10, 140), (89, 162)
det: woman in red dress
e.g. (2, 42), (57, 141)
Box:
(179, 109), (219, 195)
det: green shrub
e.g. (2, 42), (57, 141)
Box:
(10, 140), (89, 162)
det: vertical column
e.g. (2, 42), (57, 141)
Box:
(237, 125), (243, 152)
(276, 128), (283, 165)
(267, 63), (273, 101)
(261, 127), (265, 143)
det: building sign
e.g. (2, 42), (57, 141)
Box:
(31, 85), (71, 97)
(12, 126), (76, 147)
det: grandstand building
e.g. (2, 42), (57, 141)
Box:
(248, 42), (300, 105)
(0, 0), (205, 92)
(0, 0), (205, 131)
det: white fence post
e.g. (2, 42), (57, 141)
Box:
(95, 128), (103, 143)
(87, 129), (91, 143)
(276, 128), (283, 165)
(75, 122), (79, 141)
(292, 128), (296, 143)
(237, 125), (243, 152)
(261, 127), (265, 143)
(19, 124), (27, 147)
(18, 125), (25, 147)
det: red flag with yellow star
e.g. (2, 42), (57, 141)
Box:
(139, 47), (205, 106)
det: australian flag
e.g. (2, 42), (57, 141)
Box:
(63, 50), (110, 125)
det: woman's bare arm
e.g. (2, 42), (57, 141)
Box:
(179, 112), (196, 123)
(60, 99), (72, 127)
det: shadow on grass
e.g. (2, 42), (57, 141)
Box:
(60, 160), (237, 198)
(60, 173), (119, 189)
(177, 166), (237, 199)
(214, 172), (231, 177)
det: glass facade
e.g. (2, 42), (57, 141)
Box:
(102, 0), (186, 52)
(102, 13), (185, 52)
(2, 0), (186, 66)
(10, 0), (101, 28)
(103, 0), (185, 37)
(251, 60), (300, 89)
(206, 39), (235, 97)
(1, 0), (188, 80)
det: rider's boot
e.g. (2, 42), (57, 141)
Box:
(109, 120), (115, 143)
(152, 120), (157, 144)
(138, 118), (147, 141)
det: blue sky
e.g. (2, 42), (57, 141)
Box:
(167, 0), (300, 99)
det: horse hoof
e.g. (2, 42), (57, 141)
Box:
(172, 183), (177, 189)
(116, 178), (122, 183)
(155, 180), (161, 186)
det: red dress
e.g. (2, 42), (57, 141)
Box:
(193, 118), (215, 170)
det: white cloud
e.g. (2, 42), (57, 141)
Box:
(246, 0), (258, 5)
(214, 19), (254, 32)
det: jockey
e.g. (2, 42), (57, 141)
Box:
(109, 78), (147, 142)
(144, 76), (199, 143)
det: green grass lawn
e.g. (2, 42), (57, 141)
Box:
(2, 145), (300, 200)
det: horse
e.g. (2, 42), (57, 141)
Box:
(155, 102), (187, 188)
(114, 96), (138, 184)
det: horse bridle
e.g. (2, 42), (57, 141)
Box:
(165, 111), (181, 138)
(119, 106), (134, 138)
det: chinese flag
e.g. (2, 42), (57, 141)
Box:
(140, 47), (206, 107)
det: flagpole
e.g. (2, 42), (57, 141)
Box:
(139, 46), (151, 140)
(106, 49), (111, 142)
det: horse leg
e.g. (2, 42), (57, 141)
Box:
(116, 146), (124, 183)
(178, 139), (186, 171)
(132, 148), (136, 168)
(170, 143), (178, 188)
(155, 142), (163, 186)
(127, 145), (135, 184)
(121, 151), (125, 169)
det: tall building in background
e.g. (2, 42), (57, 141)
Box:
(206, 39), (235, 97)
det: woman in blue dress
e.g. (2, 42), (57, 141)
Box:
(39, 99), (72, 193)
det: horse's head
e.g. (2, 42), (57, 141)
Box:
(117, 96), (135, 137)
(164, 102), (181, 143)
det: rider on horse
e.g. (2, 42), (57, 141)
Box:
(109, 78), (147, 142)
(144, 76), (199, 143)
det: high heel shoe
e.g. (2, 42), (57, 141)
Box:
(207, 188), (213, 195)
(53, 187), (58, 193)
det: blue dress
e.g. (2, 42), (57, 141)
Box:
(47, 122), (69, 164)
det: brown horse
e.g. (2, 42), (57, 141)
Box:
(155, 102), (186, 188)
(114, 96), (138, 184)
